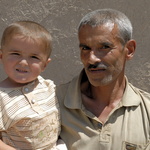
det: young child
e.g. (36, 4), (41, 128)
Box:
(0, 21), (67, 150)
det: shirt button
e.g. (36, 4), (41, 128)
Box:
(31, 99), (36, 104)
(24, 87), (29, 92)
(126, 144), (137, 150)
(98, 123), (102, 129)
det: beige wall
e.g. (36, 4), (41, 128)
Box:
(0, 0), (149, 92)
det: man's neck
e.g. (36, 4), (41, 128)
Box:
(81, 75), (126, 123)
(91, 77), (126, 104)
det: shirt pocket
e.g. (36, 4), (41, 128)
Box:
(122, 141), (149, 150)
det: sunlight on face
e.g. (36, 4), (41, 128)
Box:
(79, 23), (127, 87)
(0, 35), (50, 87)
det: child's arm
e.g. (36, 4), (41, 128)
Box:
(0, 140), (16, 150)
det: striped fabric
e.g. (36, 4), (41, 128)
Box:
(0, 76), (60, 150)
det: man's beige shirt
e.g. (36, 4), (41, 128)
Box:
(57, 71), (150, 150)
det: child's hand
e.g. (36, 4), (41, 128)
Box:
(56, 139), (68, 150)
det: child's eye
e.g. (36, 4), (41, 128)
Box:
(11, 52), (20, 55)
(31, 56), (39, 60)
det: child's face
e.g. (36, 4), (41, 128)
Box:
(0, 35), (51, 85)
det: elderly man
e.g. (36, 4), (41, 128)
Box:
(57, 9), (150, 150)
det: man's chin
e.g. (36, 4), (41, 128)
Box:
(88, 77), (112, 87)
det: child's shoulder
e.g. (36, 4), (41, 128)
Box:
(38, 76), (56, 87)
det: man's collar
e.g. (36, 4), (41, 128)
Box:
(64, 71), (141, 109)
(64, 70), (84, 109)
(120, 77), (141, 107)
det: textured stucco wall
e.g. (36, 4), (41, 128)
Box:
(0, 0), (149, 92)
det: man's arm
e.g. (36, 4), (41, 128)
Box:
(0, 140), (16, 150)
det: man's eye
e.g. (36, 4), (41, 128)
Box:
(81, 46), (91, 51)
(103, 45), (110, 49)
(100, 45), (111, 50)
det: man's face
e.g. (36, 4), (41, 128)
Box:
(78, 23), (128, 87)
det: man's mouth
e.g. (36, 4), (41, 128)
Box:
(90, 68), (106, 71)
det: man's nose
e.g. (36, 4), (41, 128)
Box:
(88, 50), (101, 64)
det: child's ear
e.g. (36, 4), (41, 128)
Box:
(46, 58), (51, 65)
(42, 58), (51, 72)
(125, 40), (136, 60)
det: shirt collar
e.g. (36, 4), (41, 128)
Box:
(64, 70), (84, 109)
(64, 71), (141, 109)
(121, 77), (141, 107)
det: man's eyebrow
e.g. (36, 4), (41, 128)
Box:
(79, 44), (86, 47)
(79, 44), (91, 50)
(79, 42), (114, 49)
(99, 41), (114, 47)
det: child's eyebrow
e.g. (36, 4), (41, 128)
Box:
(9, 49), (20, 52)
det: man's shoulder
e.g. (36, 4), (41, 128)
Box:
(56, 75), (80, 103)
(126, 83), (150, 121)
(137, 88), (150, 101)
(130, 84), (150, 103)
(133, 85), (150, 97)
(56, 81), (71, 101)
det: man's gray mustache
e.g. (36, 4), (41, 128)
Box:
(88, 63), (108, 69)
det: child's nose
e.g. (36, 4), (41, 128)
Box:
(19, 59), (28, 66)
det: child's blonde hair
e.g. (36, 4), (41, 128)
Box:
(1, 20), (52, 58)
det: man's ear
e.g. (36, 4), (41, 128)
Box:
(125, 40), (136, 60)
(0, 50), (3, 61)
